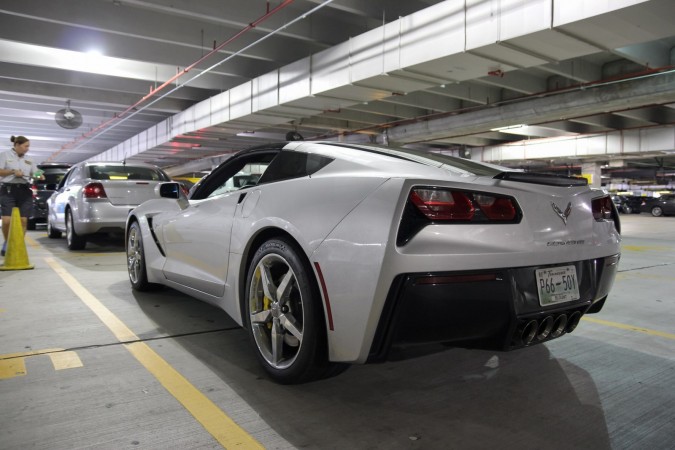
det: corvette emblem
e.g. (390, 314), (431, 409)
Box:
(552, 202), (572, 225)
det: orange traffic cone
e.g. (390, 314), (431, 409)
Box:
(0, 207), (34, 271)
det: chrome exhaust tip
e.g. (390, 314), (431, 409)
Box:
(521, 320), (538, 345)
(566, 311), (582, 333)
(550, 314), (568, 339)
(536, 316), (554, 341)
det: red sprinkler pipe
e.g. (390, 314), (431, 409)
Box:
(48, 0), (295, 161)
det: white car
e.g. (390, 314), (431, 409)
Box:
(126, 142), (621, 384)
(47, 161), (171, 249)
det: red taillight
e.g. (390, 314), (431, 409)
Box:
(83, 182), (107, 199)
(592, 196), (614, 221)
(30, 184), (38, 198)
(410, 189), (474, 220)
(473, 194), (517, 221)
(410, 188), (518, 222)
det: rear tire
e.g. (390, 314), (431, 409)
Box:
(245, 237), (347, 384)
(651, 206), (663, 217)
(65, 209), (86, 250)
(622, 205), (632, 214)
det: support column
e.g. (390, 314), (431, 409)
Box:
(581, 162), (603, 188)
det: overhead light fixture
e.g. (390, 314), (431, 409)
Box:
(490, 124), (527, 132)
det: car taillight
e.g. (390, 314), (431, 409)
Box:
(410, 189), (474, 220)
(410, 188), (518, 222)
(591, 196), (614, 220)
(398, 187), (521, 246)
(592, 195), (620, 234)
(30, 184), (38, 198)
(83, 182), (107, 199)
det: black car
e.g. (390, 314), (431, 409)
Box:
(611, 195), (642, 214)
(639, 195), (675, 217)
(28, 163), (71, 229)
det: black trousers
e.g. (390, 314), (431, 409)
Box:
(0, 184), (33, 217)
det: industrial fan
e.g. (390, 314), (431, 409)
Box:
(55, 100), (83, 129)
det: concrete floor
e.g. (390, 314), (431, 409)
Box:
(1, 214), (673, 449)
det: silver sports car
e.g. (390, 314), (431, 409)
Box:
(126, 141), (620, 384)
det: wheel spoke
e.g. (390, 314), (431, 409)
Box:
(259, 264), (277, 301)
(251, 309), (272, 324)
(276, 270), (294, 306)
(271, 318), (284, 365)
(280, 314), (302, 342)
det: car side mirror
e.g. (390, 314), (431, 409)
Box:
(156, 182), (189, 209)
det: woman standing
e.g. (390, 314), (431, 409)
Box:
(0, 136), (40, 256)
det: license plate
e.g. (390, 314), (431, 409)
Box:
(535, 265), (580, 306)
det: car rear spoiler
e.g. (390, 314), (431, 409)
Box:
(494, 172), (588, 187)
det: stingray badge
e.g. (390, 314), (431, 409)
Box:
(552, 202), (572, 225)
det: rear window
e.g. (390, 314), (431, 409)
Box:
(258, 150), (334, 184)
(318, 143), (501, 177)
(88, 165), (169, 181)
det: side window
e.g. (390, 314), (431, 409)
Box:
(258, 151), (333, 184)
(207, 162), (269, 198)
(191, 151), (278, 200)
(63, 166), (81, 187)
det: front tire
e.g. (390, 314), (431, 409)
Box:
(245, 238), (344, 384)
(127, 220), (157, 291)
(47, 217), (61, 238)
(65, 209), (86, 250)
(622, 205), (632, 214)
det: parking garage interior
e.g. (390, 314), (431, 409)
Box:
(1, 1), (674, 448)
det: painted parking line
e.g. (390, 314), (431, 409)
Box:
(0, 348), (83, 379)
(44, 257), (263, 449)
(582, 317), (675, 340)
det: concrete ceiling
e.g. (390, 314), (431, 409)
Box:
(1, 0), (674, 178)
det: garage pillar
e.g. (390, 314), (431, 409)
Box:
(581, 162), (603, 188)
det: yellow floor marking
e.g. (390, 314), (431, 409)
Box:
(0, 358), (27, 379)
(44, 257), (263, 449)
(50, 351), (84, 370)
(582, 317), (675, 340)
(0, 348), (80, 379)
(622, 244), (674, 252)
(24, 234), (40, 249)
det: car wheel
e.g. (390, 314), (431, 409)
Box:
(245, 238), (345, 384)
(47, 217), (61, 238)
(126, 220), (157, 291)
(623, 205), (632, 214)
(65, 209), (86, 250)
(651, 206), (663, 217)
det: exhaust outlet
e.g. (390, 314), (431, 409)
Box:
(550, 314), (568, 338)
(536, 316), (554, 341)
(566, 311), (582, 333)
(521, 320), (538, 345)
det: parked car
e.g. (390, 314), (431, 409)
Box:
(126, 141), (621, 384)
(27, 163), (71, 230)
(640, 194), (675, 217)
(611, 194), (642, 214)
(47, 161), (171, 249)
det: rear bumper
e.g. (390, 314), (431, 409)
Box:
(367, 254), (620, 362)
(74, 202), (134, 235)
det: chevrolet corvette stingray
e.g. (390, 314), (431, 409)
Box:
(126, 141), (620, 383)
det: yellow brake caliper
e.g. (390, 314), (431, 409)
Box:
(254, 267), (273, 330)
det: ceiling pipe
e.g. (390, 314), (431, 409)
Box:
(46, 0), (298, 162)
